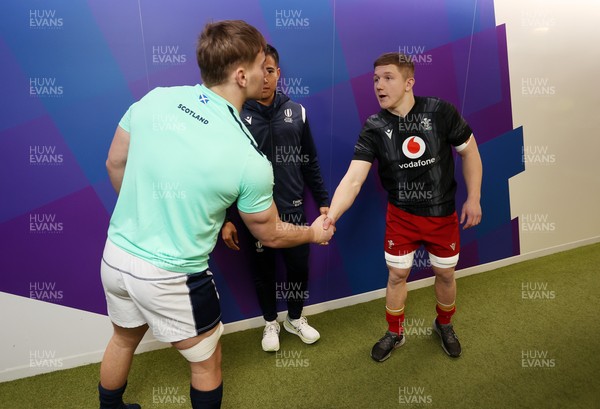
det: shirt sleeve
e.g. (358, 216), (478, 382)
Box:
(237, 152), (274, 213)
(353, 125), (377, 163)
(442, 100), (472, 146)
(118, 104), (133, 133)
(118, 88), (162, 133)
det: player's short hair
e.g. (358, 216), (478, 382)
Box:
(196, 20), (266, 87)
(265, 44), (280, 67)
(374, 52), (415, 79)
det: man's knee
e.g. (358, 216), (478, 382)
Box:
(111, 323), (148, 348)
(430, 254), (458, 280)
(175, 322), (224, 363)
(388, 267), (410, 285)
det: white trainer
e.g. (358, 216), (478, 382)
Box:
(261, 321), (280, 352)
(283, 316), (320, 344)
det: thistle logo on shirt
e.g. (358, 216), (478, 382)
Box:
(402, 136), (426, 159)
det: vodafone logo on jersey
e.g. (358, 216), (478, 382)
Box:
(402, 136), (426, 159)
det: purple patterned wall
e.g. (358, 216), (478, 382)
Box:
(0, 0), (523, 323)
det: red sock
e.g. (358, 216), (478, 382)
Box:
(386, 309), (405, 335)
(436, 304), (456, 325)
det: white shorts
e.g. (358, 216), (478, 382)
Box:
(100, 239), (221, 343)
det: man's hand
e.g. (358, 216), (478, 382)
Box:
(460, 199), (482, 229)
(221, 221), (240, 250)
(319, 206), (329, 216)
(309, 214), (335, 245)
(322, 215), (336, 231)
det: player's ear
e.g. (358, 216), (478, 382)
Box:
(234, 67), (247, 88)
(405, 77), (415, 92)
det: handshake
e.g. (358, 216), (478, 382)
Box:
(222, 206), (337, 251)
(308, 213), (336, 246)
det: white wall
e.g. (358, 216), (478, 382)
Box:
(495, 0), (600, 253)
(0, 292), (166, 382)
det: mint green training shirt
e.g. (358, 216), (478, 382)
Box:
(108, 84), (273, 273)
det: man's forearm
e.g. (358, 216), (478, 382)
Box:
(327, 178), (362, 223)
(461, 149), (482, 202)
(262, 222), (313, 248)
(243, 202), (317, 248)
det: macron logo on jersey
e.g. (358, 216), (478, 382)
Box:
(385, 129), (393, 139)
(244, 116), (252, 125)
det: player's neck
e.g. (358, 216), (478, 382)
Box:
(208, 83), (244, 113)
(388, 94), (415, 118)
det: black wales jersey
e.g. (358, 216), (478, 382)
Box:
(353, 96), (472, 217)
